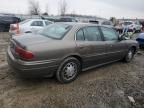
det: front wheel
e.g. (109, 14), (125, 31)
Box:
(56, 57), (81, 83)
(123, 48), (135, 62)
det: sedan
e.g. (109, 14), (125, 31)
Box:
(136, 32), (144, 48)
(9, 19), (53, 35)
(7, 23), (138, 83)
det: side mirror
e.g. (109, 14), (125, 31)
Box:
(118, 34), (124, 41)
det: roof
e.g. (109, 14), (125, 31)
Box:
(22, 18), (52, 22)
(27, 18), (48, 21)
(54, 22), (113, 29)
(55, 22), (99, 26)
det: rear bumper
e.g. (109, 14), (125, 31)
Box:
(7, 47), (59, 78)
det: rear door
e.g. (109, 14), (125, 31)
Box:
(75, 26), (107, 68)
(30, 20), (44, 32)
(44, 21), (52, 26)
(100, 26), (127, 62)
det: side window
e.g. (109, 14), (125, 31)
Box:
(76, 29), (84, 41)
(45, 21), (52, 26)
(101, 27), (118, 41)
(31, 21), (44, 26)
(83, 27), (102, 41)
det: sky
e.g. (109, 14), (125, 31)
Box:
(0, 0), (144, 19)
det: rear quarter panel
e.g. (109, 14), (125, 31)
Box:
(27, 40), (77, 64)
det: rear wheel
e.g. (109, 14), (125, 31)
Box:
(56, 57), (81, 83)
(124, 48), (135, 62)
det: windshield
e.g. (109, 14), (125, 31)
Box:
(39, 23), (72, 39)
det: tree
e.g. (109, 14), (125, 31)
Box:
(110, 17), (117, 26)
(44, 3), (49, 16)
(28, 0), (40, 15)
(70, 10), (76, 17)
(42, 3), (49, 16)
(42, 12), (48, 15)
(58, 0), (68, 16)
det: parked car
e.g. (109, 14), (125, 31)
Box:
(9, 19), (53, 35)
(7, 23), (138, 83)
(44, 17), (59, 22)
(89, 20), (114, 28)
(0, 16), (21, 32)
(56, 17), (77, 22)
(136, 32), (144, 48)
(122, 21), (142, 33)
(115, 22), (123, 34)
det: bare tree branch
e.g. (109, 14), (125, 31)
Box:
(46, 3), (49, 15)
(28, 0), (40, 15)
(58, 0), (68, 16)
(42, 3), (49, 16)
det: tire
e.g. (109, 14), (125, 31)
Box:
(123, 48), (135, 63)
(56, 57), (81, 84)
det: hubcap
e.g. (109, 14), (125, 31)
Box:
(63, 62), (77, 80)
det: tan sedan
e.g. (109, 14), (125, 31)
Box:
(7, 23), (138, 83)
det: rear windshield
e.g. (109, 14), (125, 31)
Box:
(124, 22), (132, 25)
(39, 23), (72, 39)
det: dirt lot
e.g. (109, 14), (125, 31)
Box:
(0, 33), (144, 108)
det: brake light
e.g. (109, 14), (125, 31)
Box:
(15, 46), (34, 60)
(10, 25), (17, 31)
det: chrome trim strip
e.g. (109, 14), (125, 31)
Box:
(8, 47), (59, 66)
(82, 59), (121, 71)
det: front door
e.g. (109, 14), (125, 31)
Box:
(100, 27), (127, 62)
(30, 21), (44, 33)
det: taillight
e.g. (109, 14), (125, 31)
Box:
(15, 46), (34, 60)
(10, 25), (17, 31)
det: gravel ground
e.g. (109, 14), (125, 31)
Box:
(0, 33), (144, 108)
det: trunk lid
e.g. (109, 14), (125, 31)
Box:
(12, 33), (52, 46)
(10, 33), (53, 60)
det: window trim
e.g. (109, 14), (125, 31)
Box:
(44, 21), (52, 26)
(75, 26), (103, 41)
(76, 28), (85, 41)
